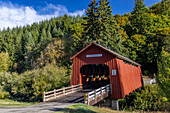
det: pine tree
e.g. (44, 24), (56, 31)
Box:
(83, 0), (128, 56)
(127, 0), (148, 36)
(97, 0), (119, 47)
(40, 28), (47, 42)
(132, 0), (147, 15)
(83, 0), (98, 43)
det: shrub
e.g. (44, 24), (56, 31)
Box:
(0, 64), (70, 102)
(157, 49), (170, 101)
(0, 91), (10, 99)
(119, 85), (167, 111)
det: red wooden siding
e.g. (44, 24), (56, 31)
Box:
(115, 59), (143, 98)
(70, 43), (143, 99)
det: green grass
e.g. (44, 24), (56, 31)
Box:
(0, 99), (37, 107)
(57, 103), (128, 113)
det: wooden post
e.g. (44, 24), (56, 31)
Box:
(80, 84), (83, 90)
(105, 85), (108, 97)
(101, 87), (103, 100)
(43, 91), (45, 102)
(95, 89), (97, 103)
(87, 93), (90, 105)
(54, 89), (56, 98)
(84, 94), (87, 104)
(79, 84), (81, 91)
(110, 84), (112, 95)
(63, 87), (65, 95)
(71, 85), (73, 93)
(78, 84), (80, 91)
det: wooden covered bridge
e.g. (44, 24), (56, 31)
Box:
(43, 43), (143, 107)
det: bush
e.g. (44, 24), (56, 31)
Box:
(119, 85), (167, 111)
(157, 49), (170, 101)
(0, 91), (10, 99)
(0, 64), (70, 102)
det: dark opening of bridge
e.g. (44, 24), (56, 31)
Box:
(80, 64), (110, 89)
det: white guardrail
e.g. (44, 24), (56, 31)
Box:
(143, 78), (156, 85)
(84, 84), (112, 106)
(43, 84), (83, 102)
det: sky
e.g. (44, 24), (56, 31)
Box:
(0, 0), (161, 30)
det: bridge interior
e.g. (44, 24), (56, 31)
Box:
(48, 64), (110, 104)
(80, 64), (110, 89)
(49, 64), (110, 104)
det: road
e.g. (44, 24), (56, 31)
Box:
(0, 102), (73, 113)
(0, 89), (93, 113)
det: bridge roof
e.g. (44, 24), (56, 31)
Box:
(71, 43), (141, 66)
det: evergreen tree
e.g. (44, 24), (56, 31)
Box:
(83, 0), (98, 42)
(127, 0), (148, 36)
(83, 0), (128, 56)
(132, 0), (147, 15)
(40, 28), (47, 42)
(96, 0), (113, 45)
(47, 24), (52, 39)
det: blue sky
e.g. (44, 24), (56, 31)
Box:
(0, 0), (161, 29)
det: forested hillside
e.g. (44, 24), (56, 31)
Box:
(0, 0), (169, 101)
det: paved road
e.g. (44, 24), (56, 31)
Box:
(0, 102), (73, 113)
(0, 89), (94, 113)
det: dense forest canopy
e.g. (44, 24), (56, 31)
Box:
(0, 0), (169, 75)
(0, 0), (169, 101)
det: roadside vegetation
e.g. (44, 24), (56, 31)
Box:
(0, 99), (36, 107)
(57, 103), (124, 113)
(119, 84), (169, 111)
(0, 64), (70, 102)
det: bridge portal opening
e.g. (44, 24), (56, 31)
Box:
(80, 64), (110, 89)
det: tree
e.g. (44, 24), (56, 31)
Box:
(83, 0), (128, 56)
(127, 0), (148, 36)
(161, 0), (170, 16)
(96, 0), (114, 45)
(149, 0), (170, 16)
(156, 48), (170, 101)
(124, 0), (170, 75)
(132, 0), (147, 15)
(0, 52), (11, 72)
(40, 28), (47, 42)
(83, 0), (98, 42)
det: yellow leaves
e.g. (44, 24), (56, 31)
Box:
(131, 34), (146, 45)
(156, 28), (170, 36)
(118, 29), (128, 41)
(71, 23), (84, 40)
(115, 15), (128, 27)
(0, 52), (10, 72)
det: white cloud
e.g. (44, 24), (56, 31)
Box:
(0, 2), (85, 30)
(69, 10), (85, 17)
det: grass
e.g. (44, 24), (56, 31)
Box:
(0, 99), (37, 107)
(57, 103), (128, 113)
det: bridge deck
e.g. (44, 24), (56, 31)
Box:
(48, 88), (94, 103)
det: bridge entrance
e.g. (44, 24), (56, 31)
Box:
(80, 64), (110, 89)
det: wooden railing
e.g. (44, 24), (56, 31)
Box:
(43, 84), (83, 102)
(84, 84), (112, 106)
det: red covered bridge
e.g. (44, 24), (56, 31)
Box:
(70, 43), (143, 99)
(43, 43), (143, 108)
